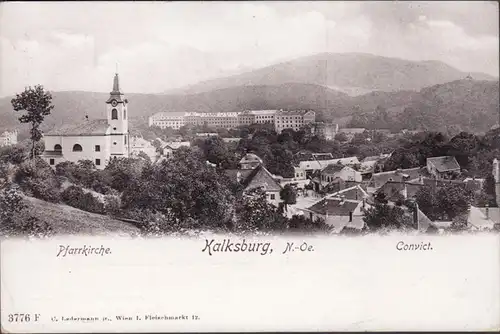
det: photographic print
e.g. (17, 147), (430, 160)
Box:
(1, 1), (499, 332)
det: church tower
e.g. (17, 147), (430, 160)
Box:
(106, 73), (129, 158)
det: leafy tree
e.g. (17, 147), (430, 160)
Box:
(363, 202), (407, 231)
(103, 157), (148, 192)
(11, 85), (54, 159)
(334, 132), (348, 142)
(14, 158), (61, 202)
(122, 147), (235, 231)
(288, 214), (331, 234)
(280, 184), (297, 211)
(234, 187), (287, 233)
(483, 173), (498, 207)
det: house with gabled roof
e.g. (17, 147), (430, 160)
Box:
(426, 156), (461, 179)
(225, 164), (282, 206)
(302, 196), (370, 233)
(368, 167), (426, 190)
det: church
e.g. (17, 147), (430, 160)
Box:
(42, 73), (129, 170)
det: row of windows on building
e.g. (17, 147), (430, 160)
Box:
(53, 138), (127, 153)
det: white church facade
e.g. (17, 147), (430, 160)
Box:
(42, 73), (129, 170)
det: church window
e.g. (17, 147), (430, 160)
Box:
(49, 159), (55, 165)
(124, 136), (127, 144)
(113, 127), (117, 131)
(95, 145), (100, 152)
(54, 144), (62, 151)
(113, 142), (117, 145)
(95, 159), (101, 166)
(72, 144), (83, 152)
(123, 109), (127, 119)
(111, 108), (118, 120)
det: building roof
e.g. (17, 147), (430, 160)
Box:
(321, 164), (345, 174)
(328, 185), (369, 200)
(162, 141), (190, 150)
(427, 156), (461, 172)
(361, 153), (391, 163)
(151, 112), (186, 118)
(241, 165), (282, 192)
(299, 157), (360, 170)
(276, 110), (314, 116)
(468, 206), (497, 230)
(239, 153), (263, 164)
(375, 181), (424, 201)
(224, 169), (254, 182)
(306, 198), (360, 216)
(130, 136), (151, 147)
(370, 167), (425, 187)
(45, 119), (110, 136)
(338, 128), (366, 134)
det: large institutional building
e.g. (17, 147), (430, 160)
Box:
(148, 109), (316, 133)
(42, 73), (129, 169)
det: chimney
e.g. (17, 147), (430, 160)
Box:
(413, 202), (419, 228)
(402, 182), (408, 200)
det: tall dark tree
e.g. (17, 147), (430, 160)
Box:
(11, 85), (54, 159)
(280, 184), (297, 211)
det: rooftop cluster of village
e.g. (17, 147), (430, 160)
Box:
(1, 73), (499, 237)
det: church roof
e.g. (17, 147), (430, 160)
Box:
(45, 119), (110, 136)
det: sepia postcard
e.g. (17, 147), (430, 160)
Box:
(1, 1), (499, 332)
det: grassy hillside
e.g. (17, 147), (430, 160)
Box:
(24, 196), (141, 237)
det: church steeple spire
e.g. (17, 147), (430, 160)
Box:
(111, 72), (122, 95)
(106, 72), (125, 104)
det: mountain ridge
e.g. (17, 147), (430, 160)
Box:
(165, 52), (496, 95)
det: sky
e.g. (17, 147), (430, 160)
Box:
(0, 1), (498, 97)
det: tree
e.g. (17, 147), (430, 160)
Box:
(11, 85), (54, 159)
(483, 173), (498, 207)
(121, 147), (235, 231)
(234, 187), (287, 233)
(363, 202), (407, 231)
(280, 184), (297, 211)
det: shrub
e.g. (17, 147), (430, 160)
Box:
(61, 185), (104, 214)
(0, 183), (52, 238)
(104, 195), (121, 216)
(15, 158), (61, 202)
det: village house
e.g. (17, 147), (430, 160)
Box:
(160, 141), (191, 160)
(313, 122), (339, 140)
(239, 153), (264, 170)
(299, 156), (360, 176)
(337, 128), (366, 141)
(426, 156), (461, 179)
(368, 167), (426, 190)
(42, 73), (129, 170)
(0, 130), (18, 147)
(302, 196), (370, 233)
(225, 165), (282, 206)
(129, 136), (157, 162)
